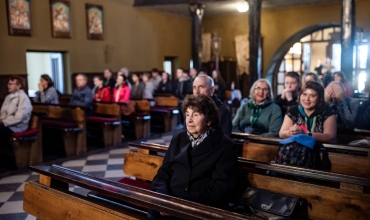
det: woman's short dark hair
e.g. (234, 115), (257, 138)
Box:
(181, 94), (220, 129)
(118, 74), (127, 82)
(333, 71), (346, 83)
(9, 75), (25, 89)
(93, 75), (104, 81)
(286, 71), (300, 84)
(305, 72), (319, 82)
(298, 81), (325, 108)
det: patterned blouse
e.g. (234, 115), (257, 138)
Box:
(34, 86), (58, 104)
(286, 104), (335, 133)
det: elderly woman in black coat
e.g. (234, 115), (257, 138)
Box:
(149, 94), (239, 219)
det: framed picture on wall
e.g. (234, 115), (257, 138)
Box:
(50, 0), (71, 38)
(6, 0), (32, 36)
(85, 4), (103, 40)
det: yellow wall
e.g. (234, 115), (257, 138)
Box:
(0, 0), (191, 74)
(203, 0), (370, 77)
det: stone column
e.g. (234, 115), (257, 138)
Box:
(340, 0), (356, 83)
(189, 3), (205, 70)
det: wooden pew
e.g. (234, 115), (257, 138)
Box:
(23, 165), (250, 220)
(151, 95), (179, 132)
(10, 113), (42, 168)
(232, 132), (370, 179)
(32, 103), (87, 156)
(87, 102), (122, 147)
(120, 100), (151, 139)
(124, 142), (370, 220)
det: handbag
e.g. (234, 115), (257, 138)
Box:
(239, 187), (301, 220)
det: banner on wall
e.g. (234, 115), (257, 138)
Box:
(202, 33), (212, 63)
(235, 34), (249, 75)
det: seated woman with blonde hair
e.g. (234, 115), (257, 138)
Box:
(279, 81), (337, 143)
(232, 79), (282, 136)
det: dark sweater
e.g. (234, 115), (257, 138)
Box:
(69, 85), (92, 108)
(212, 95), (232, 137)
(274, 94), (298, 116)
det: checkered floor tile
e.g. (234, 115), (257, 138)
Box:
(0, 133), (174, 220)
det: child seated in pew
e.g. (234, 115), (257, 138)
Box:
(92, 76), (111, 102)
(0, 76), (32, 170)
(34, 74), (59, 104)
(279, 81), (337, 143)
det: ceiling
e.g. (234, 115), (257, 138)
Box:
(135, 0), (343, 17)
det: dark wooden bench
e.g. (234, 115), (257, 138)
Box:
(232, 132), (370, 178)
(32, 103), (87, 156)
(120, 100), (151, 139)
(87, 102), (122, 147)
(23, 164), (250, 220)
(151, 95), (179, 132)
(123, 142), (370, 220)
(9, 113), (42, 168)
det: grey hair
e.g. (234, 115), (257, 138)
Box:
(196, 74), (214, 87)
(76, 73), (87, 81)
(249, 78), (274, 101)
(120, 67), (129, 74)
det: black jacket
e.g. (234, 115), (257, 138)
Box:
(104, 77), (116, 93)
(275, 94), (298, 116)
(356, 98), (370, 130)
(212, 96), (232, 137)
(151, 128), (238, 208)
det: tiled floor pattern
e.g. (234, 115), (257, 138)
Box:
(0, 134), (173, 220)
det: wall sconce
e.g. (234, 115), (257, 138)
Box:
(212, 34), (222, 70)
(237, 2), (249, 13)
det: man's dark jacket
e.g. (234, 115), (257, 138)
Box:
(212, 96), (232, 137)
(151, 128), (238, 208)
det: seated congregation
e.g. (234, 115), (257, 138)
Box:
(2, 69), (370, 220)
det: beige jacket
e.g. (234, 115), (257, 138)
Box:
(1, 89), (32, 133)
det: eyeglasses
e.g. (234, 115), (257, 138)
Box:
(7, 83), (17, 86)
(255, 86), (269, 92)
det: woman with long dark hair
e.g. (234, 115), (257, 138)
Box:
(34, 74), (58, 104)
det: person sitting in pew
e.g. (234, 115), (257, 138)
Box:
(304, 72), (323, 86)
(142, 72), (154, 95)
(150, 68), (162, 90)
(69, 74), (93, 108)
(279, 81), (337, 143)
(232, 79), (282, 136)
(333, 71), (353, 97)
(193, 74), (232, 137)
(92, 76), (111, 102)
(325, 81), (359, 132)
(103, 68), (116, 93)
(113, 74), (130, 102)
(0, 76), (32, 168)
(212, 70), (226, 102)
(356, 98), (370, 130)
(150, 95), (238, 218)
(34, 74), (58, 104)
(130, 72), (145, 99)
(156, 71), (172, 93)
(275, 71), (300, 115)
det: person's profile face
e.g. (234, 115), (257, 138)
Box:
(76, 76), (86, 88)
(116, 76), (123, 86)
(193, 77), (212, 97)
(94, 78), (102, 87)
(300, 88), (319, 110)
(40, 78), (48, 88)
(176, 69), (183, 79)
(132, 74), (139, 83)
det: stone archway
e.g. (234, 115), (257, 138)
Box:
(264, 23), (340, 92)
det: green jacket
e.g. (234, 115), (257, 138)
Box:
(232, 100), (282, 137)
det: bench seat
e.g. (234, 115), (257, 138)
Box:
(87, 116), (120, 125)
(12, 128), (38, 140)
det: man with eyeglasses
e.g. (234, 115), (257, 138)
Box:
(0, 76), (32, 170)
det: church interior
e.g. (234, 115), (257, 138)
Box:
(0, 0), (370, 219)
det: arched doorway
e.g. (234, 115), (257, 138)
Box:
(265, 23), (369, 95)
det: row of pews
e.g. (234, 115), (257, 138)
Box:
(24, 133), (370, 219)
(3, 94), (180, 170)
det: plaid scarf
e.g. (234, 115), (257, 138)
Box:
(187, 128), (214, 148)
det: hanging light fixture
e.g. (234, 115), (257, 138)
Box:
(237, 2), (249, 13)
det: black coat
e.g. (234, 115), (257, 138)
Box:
(212, 96), (232, 137)
(151, 128), (238, 208)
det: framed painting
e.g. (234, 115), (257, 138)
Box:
(6, 0), (32, 36)
(50, 0), (71, 38)
(86, 4), (103, 40)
